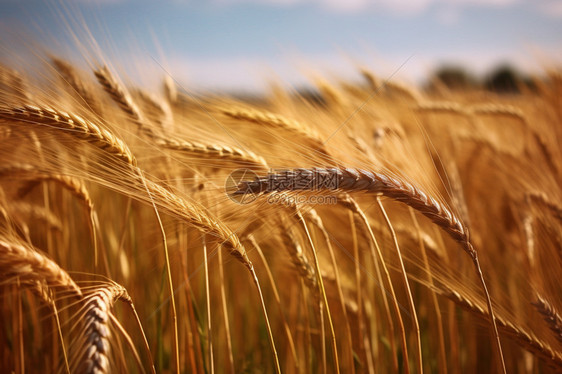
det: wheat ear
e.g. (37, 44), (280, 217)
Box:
(219, 106), (329, 153)
(0, 163), (103, 268)
(0, 104), (136, 166)
(156, 136), (268, 169)
(469, 103), (527, 124)
(533, 295), (562, 344)
(138, 175), (249, 266)
(416, 101), (468, 115)
(443, 287), (562, 370)
(238, 168), (473, 255)
(51, 58), (100, 115)
(8, 201), (63, 233)
(134, 89), (174, 132)
(72, 284), (128, 374)
(277, 218), (317, 290)
(94, 66), (146, 130)
(527, 191), (562, 222)
(0, 239), (82, 298)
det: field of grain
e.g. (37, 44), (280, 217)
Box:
(0, 43), (561, 373)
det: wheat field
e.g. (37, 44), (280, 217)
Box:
(0, 35), (561, 374)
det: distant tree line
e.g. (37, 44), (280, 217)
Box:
(427, 64), (537, 94)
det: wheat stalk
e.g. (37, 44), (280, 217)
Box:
(337, 194), (406, 372)
(245, 234), (300, 370)
(377, 196), (423, 373)
(305, 208), (356, 372)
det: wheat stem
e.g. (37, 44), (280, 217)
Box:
(247, 235), (300, 370)
(141, 171), (180, 374)
(409, 208), (447, 374)
(202, 237), (215, 374)
(296, 211), (340, 373)
(377, 197), (423, 373)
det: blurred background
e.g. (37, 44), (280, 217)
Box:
(1, 0), (561, 93)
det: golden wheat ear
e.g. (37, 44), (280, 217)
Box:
(0, 238), (82, 299)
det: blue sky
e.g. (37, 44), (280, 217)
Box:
(1, 0), (561, 92)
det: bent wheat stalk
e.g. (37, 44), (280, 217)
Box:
(236, 167), (506, 373)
